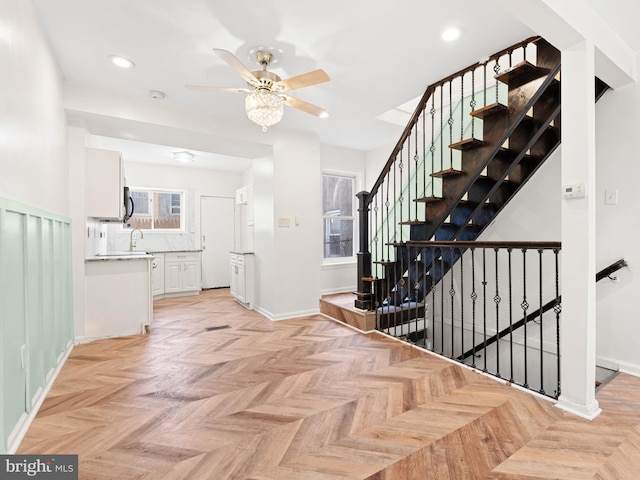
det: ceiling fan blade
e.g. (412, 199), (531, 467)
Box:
(275, 69), (330, 92)
(185, 85), (252, 94)
(281, 94), (328, 117)
(213, 48), (260, 85)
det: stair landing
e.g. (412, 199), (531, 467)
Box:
(320, 292), (377, 331)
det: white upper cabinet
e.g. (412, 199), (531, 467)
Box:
(85, 147), (125, 220)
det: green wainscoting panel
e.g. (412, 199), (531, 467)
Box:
(0, 198), (73, 453)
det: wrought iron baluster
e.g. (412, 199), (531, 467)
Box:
(432, 246), (437, 353)
(398, 151), (404, 242)
(538, 248), (545, 396)
(521, 248), (529, 389)
(460, 74), (465, 141)
(440, 247), (445, 355)
(470, 68), (477, 139)
(422, 247), (428, 348)
(482, 248), (487, 373)
(554, 248), (561, 398)
(460, 247), (464, 360)
(508, 49), (513, 68)
(385, 178), (390, 262)
(406, 139), (411, 225)
(414, 124), (419, 221)
(494, 57), (501, 104)
(448, 79), (454, 170)
(494, 248), (501, 378)
(483, 63), (487, 108)
(422, 107), (426, 203)
(508, 247), (514, 383)
(430, 95), (436, 198)
(470, 248), (477, 368)
(450, 247), (455, 357)
(440, 85), (444, 173)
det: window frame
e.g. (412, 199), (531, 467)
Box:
(122, 187), (186, 233)
(322, 170), (360, 265)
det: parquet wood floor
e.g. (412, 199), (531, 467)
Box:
(18, 289), (640, 479)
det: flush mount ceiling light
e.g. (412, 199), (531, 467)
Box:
(173, 151), (195, 163)
(441, 27), (463, 42)
(185, 48), (330, 132)
(108, 55), (135, 69)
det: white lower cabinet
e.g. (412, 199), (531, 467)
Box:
(164, 252), (202, 295)
(230, 252), (253, 308)
(152, 254), (165, 296)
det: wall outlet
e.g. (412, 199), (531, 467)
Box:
(278, 217), (291, 228)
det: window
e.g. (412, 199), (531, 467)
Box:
(322, 174), (355, 259)
(124, 189), (184, 231)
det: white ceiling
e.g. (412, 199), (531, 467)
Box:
(31, 1), (639, 171)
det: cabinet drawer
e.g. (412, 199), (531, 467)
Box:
(165, 252), (200, 262)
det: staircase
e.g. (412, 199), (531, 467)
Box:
(354, 37), (609, 398)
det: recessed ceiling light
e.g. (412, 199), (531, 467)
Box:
(319, 111), (330, 119)
(108, 55), (135, 69)
(442, 27), (463, 42)
(173, 151), (195, 163)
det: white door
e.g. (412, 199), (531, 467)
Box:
(201, 196), (235, 289)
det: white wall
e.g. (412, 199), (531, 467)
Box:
(257, 132), (322, 319)
(0, 0), (68, 215)
(103, 161), (242, 253)
(594, 82), (640, 375)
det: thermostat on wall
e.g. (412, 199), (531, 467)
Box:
(563, 182), (586, 199)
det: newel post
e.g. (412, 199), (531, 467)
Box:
(355, 191), (373, 310)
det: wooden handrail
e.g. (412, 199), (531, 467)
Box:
(405, 240), (561, 250)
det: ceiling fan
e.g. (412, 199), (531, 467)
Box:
(186, 48), (331, 131)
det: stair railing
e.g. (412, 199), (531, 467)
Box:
(379, 240), (563, 399)
(355, 36), (540, 310)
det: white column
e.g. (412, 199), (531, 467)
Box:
(556, 40), (600, 419)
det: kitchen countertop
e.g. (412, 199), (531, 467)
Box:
(86, 252), (154, 262)
(148, 249), (203, 253)
(86, 249), (202, 262)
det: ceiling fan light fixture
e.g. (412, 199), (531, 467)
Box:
(245, 90), (284, 132)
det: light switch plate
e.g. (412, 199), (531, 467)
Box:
(605, 189), (618, 205)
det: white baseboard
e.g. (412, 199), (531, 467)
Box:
(7, 340), (75, 453)
(254, 306), (321, 321)
(320, 286), (356, 295)
(555, 395), (602, 420)
(597, 354), (640, 378)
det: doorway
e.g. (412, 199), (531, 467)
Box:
(200, 196), (235, 289)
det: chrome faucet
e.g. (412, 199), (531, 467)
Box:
(129, 228), (144, 251)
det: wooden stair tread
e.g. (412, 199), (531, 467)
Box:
(373, 260), (395, 266)
(495, 60), (548, 85)
(449, 137), (483, 150)
(399, 220), (429, 226)
(414, 195), (443, 203)
(470, 103), (508, 119)
(431, 168), (464, 178)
